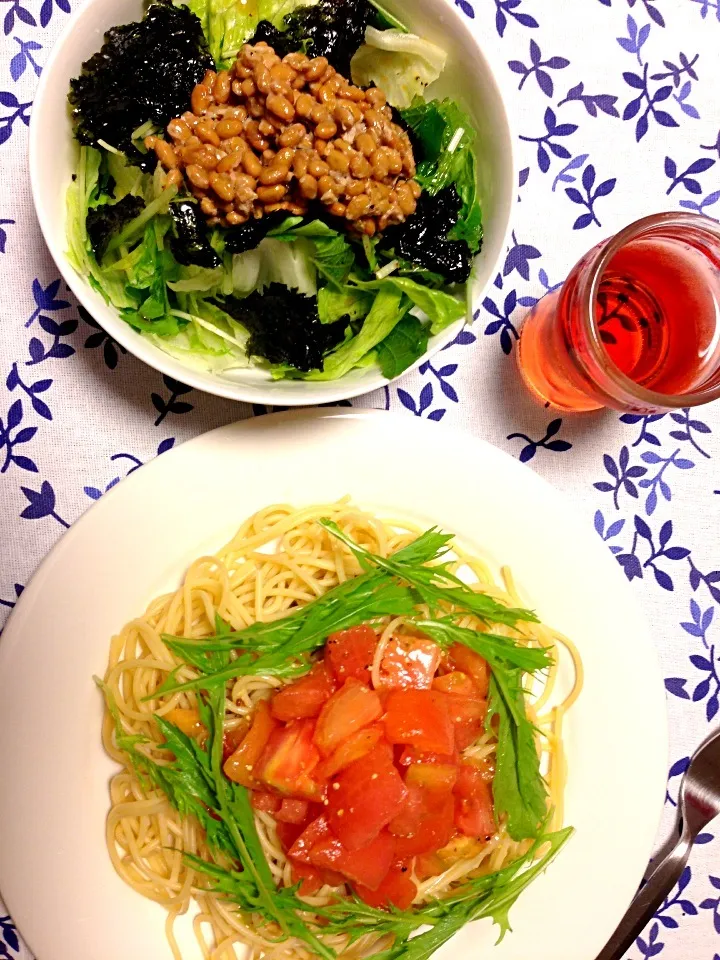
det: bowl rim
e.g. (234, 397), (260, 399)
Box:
(29, 0), (517, 405)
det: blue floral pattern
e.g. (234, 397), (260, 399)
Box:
(1, 1), (720, 958)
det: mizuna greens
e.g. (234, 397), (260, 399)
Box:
(67, 0), (484, 380)
(101, 517), (572, 960)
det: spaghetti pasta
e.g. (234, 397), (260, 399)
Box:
(100, 500), (582, 960)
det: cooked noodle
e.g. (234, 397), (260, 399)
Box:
(101, 500), (582, 959)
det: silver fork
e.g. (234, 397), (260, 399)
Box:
(596, 728), (720, 960)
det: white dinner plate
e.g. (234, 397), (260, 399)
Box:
(0, 409), (667, 960)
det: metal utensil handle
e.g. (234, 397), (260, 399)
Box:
(595, 832), (692, 960)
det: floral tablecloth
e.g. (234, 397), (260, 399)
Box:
(2, 0), (720, 957)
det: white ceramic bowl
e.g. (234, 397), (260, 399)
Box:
(30, 0), (515, 405)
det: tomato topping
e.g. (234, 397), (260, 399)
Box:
(326, 625), (378, 684)
(384, 689), (454, 755)
(377, 636), (442, 690)
(405, 763), (457, 795)
(164, 707), (207, 741)
(448, 643), (489, 698)
(314, 678), (383, 757)
(309, 830), (395, 891)
(355, 865), (417, 910)
(397, 745), (458, 767)
(393, 794), (455, 858)
(387, 784), (426, 837)
(432, 671), (476, 697)
(255, 719), (324, 800)
(328, 744), (407, 850)
(316, 724), (384, 779)
(270, 662), (336, 722)
(446, 693), (488, 751)
(288, 815), (333, 864)
(222, 720), (250, 762)
(223, 700), (277, 787)
(414, 852), (446, 880)
(276, 819), (306, 852)
(290, 862), (324, 896)
(251, 790), (281, 814)
(454, 762), (495, 840)
(276, 798), (310, 824)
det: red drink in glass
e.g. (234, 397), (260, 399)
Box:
(517, 212), (720, 413)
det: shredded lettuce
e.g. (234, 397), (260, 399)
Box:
(351, 27), (446, 109)
(318, 285), (373, 324)
(356, 275), (465, 333)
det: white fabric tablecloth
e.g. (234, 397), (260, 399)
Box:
(2, 0), (720, 957)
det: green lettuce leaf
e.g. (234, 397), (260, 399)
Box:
(318, 285), (373, 324)
(350, 27), (447, 109)
(401, 96), (483, 253)
(357, 275), (465, 333)
(376, 313), (429, 378)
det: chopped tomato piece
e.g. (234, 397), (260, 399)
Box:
(397, 745), (458, 767)
(446, 693), (488, 751)
(328, 744), (407, 850)
(164, 707), (206, 740)
(251, 790), (281, 814)
(223, 720), (250, 762)
(405, 763), (457, 795)
(314, 678), (383, 757)
(276, 798), (310, 824)
(316, 724), (384, 779)
(270, 662), (336, 722)
(414, 852), (446, 880)
(387, 783), (425, 837)
(276, 819), (306, 852)
(287, 815), (332, 864)
(393, 794), (455, 858)
(255, 719), (324, 800)
(454, 762), (495, 840)
(355, 865), (417, 910)
(223, 700), (276, 787)
(384, 689), (454, 755)
(432, 671), (476, 697)
(326, 625), (378, 684)
(377, 636), (442, 690)
(290, 862), (324, 896)
(448, 643), (489, 698)
(309, 830), (395, 891)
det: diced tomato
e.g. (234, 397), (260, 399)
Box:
(276, 798), (310, 824)
(326, 625), (378, 684)
(446, 693), (488, 751)
(314, 678), (383, 757)
(387, 784), (426, 837)
(328, 744), (407, 850)
(276, 819), (307, 852)
(355, 865), (417, 910)
(290, 862), (324, 896)
(251, 790), (281, 814)
(397, 745), (458, 767)
(414, 852), (446, 880)
(432, 671), (476, 697)
(393, 794), (456, 858)
(287, 815), (332, 864)
(255, 719), (324, 800)
(316, 724), (384, 779)
(223, 720), (250, 762)
(454, 762), (495, 840)
(309, 830), (395, 891)
(405, 763), (457, 795)
(164, 707), (207, 741)
(384, 689), (454, 755)
(223, 700), (277, 787)
(270, 662), (336, 722)
(448, 643), (489, 698)
(377, 636), (442, 690)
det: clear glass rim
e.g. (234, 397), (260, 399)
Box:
(578, 211), (720, 409)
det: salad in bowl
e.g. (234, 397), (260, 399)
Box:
(31, 0), (514, 402)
